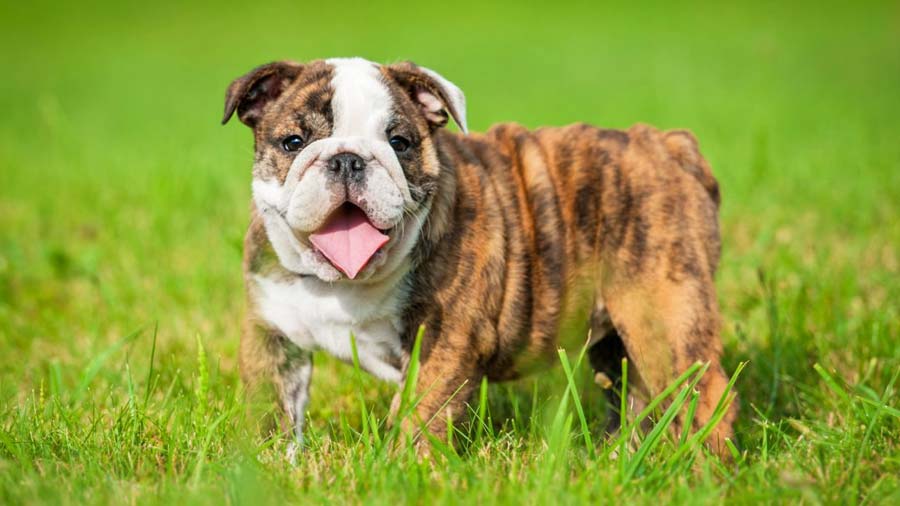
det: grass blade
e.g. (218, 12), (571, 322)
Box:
(143, 321), (159, 405)
(557, 348), (595, 458)
(348, 332), (372, 442)
(623, 362), (708, 481)
(74, 327), (144, 400)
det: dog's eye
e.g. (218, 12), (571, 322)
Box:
(281, 135), (305, 152)
(389, 135), (411, 153)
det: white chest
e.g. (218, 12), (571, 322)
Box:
(250, 273), (407, 383)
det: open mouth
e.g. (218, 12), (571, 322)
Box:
(308, 202), (390, 279)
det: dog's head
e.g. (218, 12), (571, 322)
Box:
(223, 58), (466, 282)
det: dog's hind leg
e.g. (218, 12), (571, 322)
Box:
(598, 268), (737, 457)
(587, 303), (650, 437)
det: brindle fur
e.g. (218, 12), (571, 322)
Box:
(230, 61), (737, 457)
(398, 124), (735, 451)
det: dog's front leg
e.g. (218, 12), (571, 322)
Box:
(277, 346), (313, 463)
(239, 322), (314, 462)
(399, 344), (481, 451)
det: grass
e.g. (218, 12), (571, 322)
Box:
(1, 0), (899, 503)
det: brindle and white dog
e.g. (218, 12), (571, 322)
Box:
(223, 57), (737, 458)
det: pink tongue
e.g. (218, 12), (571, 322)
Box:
(309, 204), (389, 279)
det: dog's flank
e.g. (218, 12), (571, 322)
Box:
(224, 57), (736, 458)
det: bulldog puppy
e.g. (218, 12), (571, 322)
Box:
(223, 57), (737, 457)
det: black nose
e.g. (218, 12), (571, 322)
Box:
(328, 152), (366, 180)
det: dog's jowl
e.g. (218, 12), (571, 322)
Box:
(223, 57), (737, 458)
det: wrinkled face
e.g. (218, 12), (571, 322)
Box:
(224, 58), (467, 282)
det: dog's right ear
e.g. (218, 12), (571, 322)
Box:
(222, 61), (304, 127)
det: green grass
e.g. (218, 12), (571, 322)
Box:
(2, 0), (899, 503)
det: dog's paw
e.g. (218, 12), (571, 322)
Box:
(286, 440), (301, 465)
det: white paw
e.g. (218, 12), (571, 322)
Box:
(286, 440), (302, 465)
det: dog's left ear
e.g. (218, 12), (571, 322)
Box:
(385, 62), (468, 134)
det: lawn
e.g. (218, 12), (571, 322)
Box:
(1, 0), (899, 504)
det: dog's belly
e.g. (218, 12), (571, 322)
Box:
(498, 264), (602, 379)
(250, 273), (406, 383)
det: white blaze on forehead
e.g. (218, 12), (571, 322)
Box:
(327, 57), (394, 139)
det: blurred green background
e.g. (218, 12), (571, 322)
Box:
(1, 0), (899, 503)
